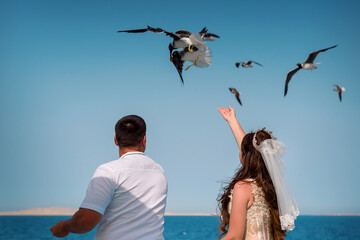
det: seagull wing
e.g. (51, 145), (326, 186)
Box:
(338, 91), (342, 102)
(146, 26), (181, 40)
(199, 27), (220, 39)
(171, 53), (184, 84)
(284, 67), (301, 96)
(163, 30), (181, 40)
(117, 26), (180, 41)
(147, 26), (166, 33)
(202, 33), (220, 39)
(250, 61), (263, 66)
(235, 62), (241, 68)
(174, 30), (191, 38)
(199, 27), (208, 34)
(235, 92), (242, 106)
(117, 28), (150, 33)
(229, 88), (242, 105)
(304, 44), (338, 63)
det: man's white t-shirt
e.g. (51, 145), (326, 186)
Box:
(80, 152), (168, 240)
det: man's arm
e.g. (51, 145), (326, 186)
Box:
(50, 208), (102, 238)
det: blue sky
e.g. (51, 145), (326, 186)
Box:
(0, 0), (359, 215)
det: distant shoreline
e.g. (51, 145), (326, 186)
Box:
(0, 207), (217, 216)
(0, 207), (359, 216)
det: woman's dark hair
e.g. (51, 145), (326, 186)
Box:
(217, 130), (286, 240)
(115, 115), (146, 148)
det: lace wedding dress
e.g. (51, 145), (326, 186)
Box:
(228, 179), (274, 240)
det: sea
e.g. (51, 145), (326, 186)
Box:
(0, 215), (359, 240)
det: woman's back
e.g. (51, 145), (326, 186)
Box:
(228, 179), (273, 240)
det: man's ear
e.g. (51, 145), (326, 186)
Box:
(114, 135), (119, 146)
(142, 135), (146, 147)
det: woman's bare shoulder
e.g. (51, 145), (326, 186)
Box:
(233, 180), (254, 207)
(234, 180), (253, 193)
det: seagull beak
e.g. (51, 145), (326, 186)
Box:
(170, 58), (173, 62)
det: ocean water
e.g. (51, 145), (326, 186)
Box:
(0, 215), (359, 240)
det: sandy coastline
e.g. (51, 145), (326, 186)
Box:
(0, 207), (77, 216)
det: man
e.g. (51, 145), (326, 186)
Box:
(51, 115), (168, 239)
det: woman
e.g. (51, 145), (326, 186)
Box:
(217, 106), (298, 240)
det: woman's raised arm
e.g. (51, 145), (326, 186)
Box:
(217, 106), (246, 151)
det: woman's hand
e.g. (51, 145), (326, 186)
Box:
(217, 106), (245, 151)
(217, 106), (236, 122)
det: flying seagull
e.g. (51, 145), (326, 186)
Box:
(229, 88), (242, 106)
(333, 84), (345, 102)
(284, 44), (338, 96)
(170, 44), (212, 84)
(118, 26), (218, 84)
(235, 61), (263, 68)
(167, 27), (218, 58)
(118, 25), (219, 57)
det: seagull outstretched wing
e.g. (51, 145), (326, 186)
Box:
(249, 60), (263, 66)
(229, 88), (242, 106)
(199, 27), (220, 40)
(117, 26), (164, 33)
(334, 85), (342, 102)
(171, 52), (184, 85)
(117, 28), (150, 33)
(338, 91), (342, 102)
(304, 44), (338, 63)
(284, 67), (301, 96)
(118, 26), (181, 40)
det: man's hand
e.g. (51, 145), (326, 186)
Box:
(217, 106), (236, 122)
(50, 208), (102, 237)
(50, 220), (70, 238)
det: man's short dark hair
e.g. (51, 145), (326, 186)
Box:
(115, 115), (146, 148)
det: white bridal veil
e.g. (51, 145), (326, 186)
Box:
(253, 130), (299, 231)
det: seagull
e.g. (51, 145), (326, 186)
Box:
(118, 26), (218, 84)
(333, 85), (345, 102)
(117, 25), (219, 58)
(170, 45), (212, 84)
(235, 61), (263, 68)
(229, 88), (242, 106)
(284, 44), (338, 96)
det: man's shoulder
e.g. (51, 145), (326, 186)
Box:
(98, 158), (121, 168)
(98, 154), (164, 172)
(142, 154), (165, 172)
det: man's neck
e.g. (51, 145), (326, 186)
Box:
(119, 146), (144, 157)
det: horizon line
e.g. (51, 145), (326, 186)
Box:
(0, 207), (359, 217)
